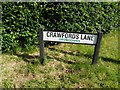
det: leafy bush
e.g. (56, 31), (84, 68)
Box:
(2, 2), (118, 52)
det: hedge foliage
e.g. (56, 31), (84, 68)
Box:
(2, 2), (118, 52)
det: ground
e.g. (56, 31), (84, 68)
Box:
(0, 31), (119, 88)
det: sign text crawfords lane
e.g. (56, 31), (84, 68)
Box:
(43, 31), (98, 44)
(39, 29), (102, 65)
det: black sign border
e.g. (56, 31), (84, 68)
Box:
(43, 30), (98, 45)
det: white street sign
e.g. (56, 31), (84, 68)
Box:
(43, 31), (98, 44)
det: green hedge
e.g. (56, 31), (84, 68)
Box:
(2, 2), (118, 52)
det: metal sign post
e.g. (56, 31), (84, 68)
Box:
(39, 28), (102, 65)
(92, 31), (103, 64)
(39, 28), (44, 64)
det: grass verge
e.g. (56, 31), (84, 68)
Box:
(0, 31), (118, 88)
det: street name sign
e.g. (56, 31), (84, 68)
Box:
(39, 28), (102, 65)
(43, 31), (98, 45)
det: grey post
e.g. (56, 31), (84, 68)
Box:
(39, 28), (44, 64)
(92, 31), (103, 64)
